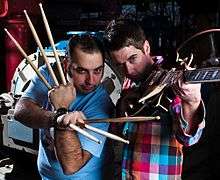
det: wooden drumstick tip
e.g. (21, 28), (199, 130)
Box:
(155, 116), (160, 120)
(125, 140), (130, 144)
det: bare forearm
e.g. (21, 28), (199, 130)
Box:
(14, 97), (54, 128)
(182, 100), (202, 134)
(55, 130), (91, 174)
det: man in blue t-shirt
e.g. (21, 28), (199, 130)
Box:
(14, 34), (115, 179)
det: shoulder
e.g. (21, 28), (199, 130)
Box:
(91, 85), (114, 106)
(38, 64), (48, 72)
(94, 85), (109, 97)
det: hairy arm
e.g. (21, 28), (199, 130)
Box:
(55, 126), (91, 174)
(49, 84), (92, 174)
(14, 97), (54, 128)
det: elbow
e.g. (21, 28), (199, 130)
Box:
(61, 155), (90, 175)
(14, 110), (23, 122)
(62, 165), (81, 175)
(14, 109), (27, 126)
(58, 150), (91, 175)
(14, 100), (26, 122)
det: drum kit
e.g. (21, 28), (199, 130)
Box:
(0, 2), (220, 154)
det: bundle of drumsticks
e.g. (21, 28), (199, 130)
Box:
(4, 3), (160, 145)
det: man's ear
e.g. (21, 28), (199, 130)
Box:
(143, 40), (150, 55)
(62, 57), (68, 70)
(63, 58), (72, 77)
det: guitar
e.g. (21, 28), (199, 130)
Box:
(124, 66), (220, 117)
(139, 66), (220, 102)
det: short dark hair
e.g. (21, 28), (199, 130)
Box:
(103, 19), (146, 51)
(67, 34), (105, 62)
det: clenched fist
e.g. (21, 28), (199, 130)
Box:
(49, 83), (76, 110)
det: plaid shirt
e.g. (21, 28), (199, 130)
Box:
(121, 78), (205, 180)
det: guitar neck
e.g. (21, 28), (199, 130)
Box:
(139, 67), (220, 103)
(184, 67), (220, 83)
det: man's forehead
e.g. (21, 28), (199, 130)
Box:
(72, 62), (103, 70)
(111, 46), (137, 62)
(71, 49), (103, 69)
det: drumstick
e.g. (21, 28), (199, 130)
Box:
(24, 10), (59, 86)
(86, 116), (160, 123)
(6, 17), (101, 145)
(68, 124), (101, 144)
(6, 28), (99, 145)
(77, 122), (129, 144)
(23, 10), (105, 144)
(39, 3), (67, 85)
(4, 28), (52, 90)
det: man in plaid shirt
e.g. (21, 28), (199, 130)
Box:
(104, 19), (205, 180)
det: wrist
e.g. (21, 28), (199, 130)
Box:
(182, 99), (201, 110)
(53, 108), (68, 128)
(54, 105), (68, 110)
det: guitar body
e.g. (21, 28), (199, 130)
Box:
(117, 85), (174, 117)
(117, 64), (174, 117)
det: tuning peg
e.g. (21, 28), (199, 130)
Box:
(186, 53), (194, 69)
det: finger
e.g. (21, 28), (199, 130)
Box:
(176, 79), (186, 95)
(64, 82), (72, 88)
(48, 88), (57, 100)
(171, 83), (180, 95)
(172, 83), (184, 97)
(62, 113), (75, 126)
(52, 85), (61, 89)
(48, 88), (54, 96)
(64, 83), (75, 92)
(78, 112), (86, 123)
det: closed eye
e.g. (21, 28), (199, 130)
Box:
(128, 54), (138, 64)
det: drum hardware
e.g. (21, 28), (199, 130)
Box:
(18, 68), (28, 83)
(1, 111), (39, 155)
(0, 93), (15, 115)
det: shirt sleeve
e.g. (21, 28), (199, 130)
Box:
(171, 96), (205, 146)
(78, 87), (115, 158)
(22, 65), (52, 107)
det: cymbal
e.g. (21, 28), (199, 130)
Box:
(177, 29), (220, 68)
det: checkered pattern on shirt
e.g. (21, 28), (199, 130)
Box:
(121, 79), (205, 180)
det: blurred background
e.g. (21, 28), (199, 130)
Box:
(0, 0), (220, 179)
(0, 0), (220, 93)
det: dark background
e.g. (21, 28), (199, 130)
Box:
(0, 0), (220, 179)
(0, 0), (220, 93)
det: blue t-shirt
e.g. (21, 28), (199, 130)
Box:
(22, 65), (115, 179)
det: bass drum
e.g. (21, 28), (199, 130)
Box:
(10, 49), (122, 105)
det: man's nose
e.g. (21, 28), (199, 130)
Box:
(125, 63), (133, 75)
(86, 73), (95, 84)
